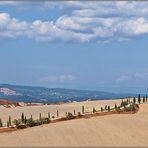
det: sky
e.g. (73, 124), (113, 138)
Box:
(0, 1), (148, 93)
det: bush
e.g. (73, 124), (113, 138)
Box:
(40, 117), (50, 124)
(120, 100), (128, 107)
(13, 119), (21, 128)
(17, 124), (27, 129)
(66, 112), (76, 120)
(26, 118), (36, 127)
(124, 103), (137, 112)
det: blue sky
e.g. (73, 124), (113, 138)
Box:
(1, 1), (148, 93)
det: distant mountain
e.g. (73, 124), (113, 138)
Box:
(0, 84), (137, 103)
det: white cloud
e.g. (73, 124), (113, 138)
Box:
(116, 75), (132, 82)
(1, 2), (148, 42)
(40, 74), (76, 83)
(116, 72), (148, 83)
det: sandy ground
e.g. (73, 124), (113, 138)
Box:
(0, 100), (148, 146)
(0, 99), (122, 125)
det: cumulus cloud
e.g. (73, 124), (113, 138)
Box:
(1, 2), (148, 42)
(40, 74), (76, 83)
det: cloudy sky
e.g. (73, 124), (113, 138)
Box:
(1, 1), (148, 93)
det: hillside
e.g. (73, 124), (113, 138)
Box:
(0, 84), (136, 103)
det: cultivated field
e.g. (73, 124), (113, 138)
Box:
(0, 99), (147, 146)
(0, 99), (122, 125)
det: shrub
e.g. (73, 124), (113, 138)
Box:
(17, 124), (27, 129)
(124, 103), (137, 112)
(66, 112), (76, 120)
(78, 112), (82, 117)
(40, 117), (50, 124)
(120, 100), (128, 107)
(26, 118), (36, 127)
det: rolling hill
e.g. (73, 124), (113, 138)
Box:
(0, 84), (136, 103)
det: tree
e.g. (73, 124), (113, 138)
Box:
(143, 96), (145, 103)
(93, 107), (96, 113)
(24, 116), (27, 124)
(21, 112), (24, 123)
(74, 109), (76, 115)
(0, 118), (3, 127)
(57, 110), (59, 117)
(108, 106), (110, 112)
(48, 112), (50, 119)
(115, 104), (117, 110)
(31, 115), (33, 121)
(9, 115), (11, 126)
(101, 107), (103, 112)
(146, 94), (148, 102)
(7, 121), (9, 128)
(82, 106), (85, 114)
(39, 113), (42, 121)
(138, 94), (141, 104)
(105, 105), (107, 110)
(133, 97), (136, 104)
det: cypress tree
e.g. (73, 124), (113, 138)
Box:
(138, 94), (141, 104)
(9, 115), (11, 126)
(74, 109), (76, 115)
(105, 105), (107, 110)
(48, 112), (50, 119)
(115, 104), (117, 110)
(21, 112), (24, 123)
(31, 115), (33, 121)
(39, 113), (42, 121)
(108, 106), (110, 112)
(82, 106), (84, 114)
(0, 118), (3, 127)
(133, 97), (136, 104)
(143, 96), (145, 103)
(57, 110), (59, 117)
(24, 116), (27, 124)
(7, 121), (9, 128)
(93, 107), (96, 113)
(101, 107), (103, 112)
